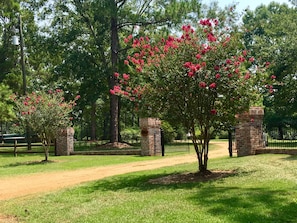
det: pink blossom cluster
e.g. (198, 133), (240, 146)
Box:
(110, 18), (275, 116)
(13, 90), (80, 120)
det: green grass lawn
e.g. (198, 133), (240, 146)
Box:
(1, 151), (297, 223)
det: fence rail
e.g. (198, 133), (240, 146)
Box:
(265, 126), (297, 149)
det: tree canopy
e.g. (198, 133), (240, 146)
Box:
(112, 18), (274, 172)
(242, 2), (297, 128)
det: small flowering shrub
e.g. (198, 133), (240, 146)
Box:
(13, 89), (80, 161)
(111, 19), (275, 172)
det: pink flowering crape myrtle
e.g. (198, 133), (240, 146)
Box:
(13, 90), (79, 161)
(111, 18), (275, 172)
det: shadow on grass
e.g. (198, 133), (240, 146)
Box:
(189, 186), (297, 223)
(3, 160), (55, 167)
(281, 155), (297, 161)
(73, 169), (297, 223)
(77, 169), (243, 195)
(76, 172), (205, 195)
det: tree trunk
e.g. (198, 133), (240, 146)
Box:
(90, 102), (97, 140)
(109, 6), (120, 143)
(278, 126), (284, 140)
(103, 112), (109, 140)
(192, 128), (210, 173)
(41, 136), (49, 161)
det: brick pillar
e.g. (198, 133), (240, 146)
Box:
(235, 107), (264, 157)
(56, 127), (74, 156)
(139, 118), (162, 156)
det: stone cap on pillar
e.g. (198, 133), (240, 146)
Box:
(249, 106), (264, 116)
(139, 118), (161, 128)
(236, 106), (264, 122)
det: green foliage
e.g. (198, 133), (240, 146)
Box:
(13, 90), (79, 160)
(242, 2), (297, 126)
(121, 127), (140, 142)
(0, 83), (15, 122)
(161, 120), (177, 144)
(113, 18), (273, 172)
(174, 125), (187, 140)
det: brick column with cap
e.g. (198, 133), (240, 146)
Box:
(139, 118), (162, 156)
(235, 107), (264, 157)
(55, 127), (74, 156)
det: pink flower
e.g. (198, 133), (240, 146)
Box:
(271, 75), (276, 79)
(209, 83), (216, 89)
(238, 56), (245, 62)
(226, 59), (232, 64)
(123, 73), (130, 80)
(249, 57), (255, 62)
(207, 33), (216, 42)
(183, 62), (192, 68)
(124, 60), (129, 65)
(215, 73), (221, 79)
(196, 54), (201, 59)
(188, 71), (194, 77)
(195, 64), (201, 70)
(244, 73), (251, 80)
(199, 81), (207, 88)
(114, 72), (120, 78)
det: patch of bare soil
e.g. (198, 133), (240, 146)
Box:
(148, 170), (236, 185)
(0, 215), (18, 223)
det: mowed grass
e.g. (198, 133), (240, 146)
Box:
(1, 151), (297, 223)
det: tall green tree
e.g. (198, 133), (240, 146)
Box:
(0, 0), (20, 85)
(29, 0), (201, 143)
(109, 0), (202, 143)
(242, 2), (297, 129)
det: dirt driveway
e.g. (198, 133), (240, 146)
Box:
(0, 141), (229, 201)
